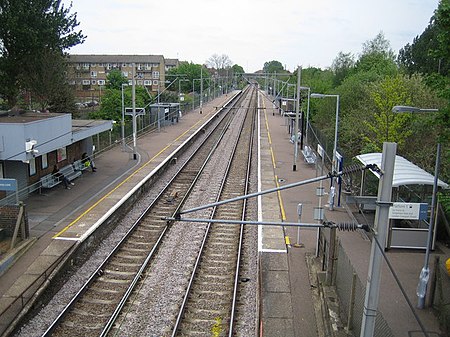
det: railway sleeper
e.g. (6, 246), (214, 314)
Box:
(61, 320), (105, 330)
(183, 310), (229, 322)
(190, 289), (232, 297)
(103, 268), (138, 277)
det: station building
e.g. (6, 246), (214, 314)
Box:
(0, 110), (113, 202)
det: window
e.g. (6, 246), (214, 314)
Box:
(0, 162), (3, 178)
(82, 79), (90, 85)
(144, 80), (151, 86)
(57, 148), (67, 162)
(122, 71), (128, 78)
(98, 80), (105, 85)
(29, 158), (36, 176)
(91, 71), (97, 78)
(83, 63), (89, 69)
(91, 80), (97, 85)
(152, 71), (160, 79)
(128, 80), (133, 85)
(153, 80), (158, 85)
(41, 153), (48, 169)
(137, 80), (143, 85)
(107, 64), (112, 70)
(137, 72), (144, 79)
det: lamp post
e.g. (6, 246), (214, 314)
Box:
(310, 93), (340, 208)
(392, 105), (440, 310)
(178, 78), (189, 116)
(121, 83), (128, 150)
(293, 66), (301, 171)
(131, 63), (137, 160)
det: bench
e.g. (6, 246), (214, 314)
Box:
(40, 174), (60, 189)
(301, 146), (317, 164)
(60, 164), (82, 182)
(73, 159), (89, 172)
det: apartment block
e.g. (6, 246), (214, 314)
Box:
(67, 55), (179, 102)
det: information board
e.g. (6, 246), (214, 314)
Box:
(389, 202), (428, 220)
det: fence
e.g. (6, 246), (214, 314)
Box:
(317, 228), (395, 336)
(0, 89), (224, 207)
(433, 257), (450, 334)
(335, 241), (395, 337)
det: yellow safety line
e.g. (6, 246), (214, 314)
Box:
(261, 95), (287, 222)
(54, 112), (212, 238)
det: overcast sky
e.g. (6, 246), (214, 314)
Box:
(65, 0), (439, 73)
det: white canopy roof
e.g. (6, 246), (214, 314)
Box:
(356, 153), (449, 189)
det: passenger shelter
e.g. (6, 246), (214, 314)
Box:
(0, 110), (113, 204)
(355, 152), (449, 249)
(148, 103), (180, 128)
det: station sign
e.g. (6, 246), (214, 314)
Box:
(317, 144), (324, 158)
(389, 202), (428, 220)
(0, 178), (17, 191)
(125, 107), (145, 116)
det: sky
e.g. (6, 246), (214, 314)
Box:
(64, 0), (440, 73)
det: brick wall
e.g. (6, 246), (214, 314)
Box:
(0, 204), (29, 239)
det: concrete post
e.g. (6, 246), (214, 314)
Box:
(360, 142), (396, 337)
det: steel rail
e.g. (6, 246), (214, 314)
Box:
(40, 88), (249, 337)
(99, 86), (254, 337)
(171, 86), (257, 336)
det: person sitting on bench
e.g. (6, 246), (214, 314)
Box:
(81, 152), (97, 172)
(52, 165), (74, 189)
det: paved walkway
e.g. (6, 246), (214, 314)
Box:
(259, 90), (446, 337)
(0, 88), (447, 337)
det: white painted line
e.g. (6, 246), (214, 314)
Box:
(260, 248), (287, 253)
(53, 236), (80, 241)
(257, 91), (263, 253)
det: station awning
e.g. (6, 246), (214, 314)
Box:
(355, 152), (449, 189)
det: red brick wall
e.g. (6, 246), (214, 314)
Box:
(0, 204), (29, 239)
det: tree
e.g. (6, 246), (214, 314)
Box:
(331, 52), (355, 86)
(106, 69), (128, 90)
(19, 49), (74, 111)
(93, 86), (150, 121)
(166, 62), (210, 93)
(206, 54), (232, 72)
(0, 0), (85, 108)
(355, 32), (398, 76)
(263, 60), (284, 74)
(231, 64), (245, 74)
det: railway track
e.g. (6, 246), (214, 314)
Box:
(41, 87), (254, 337)
(171, 86), (257, 336)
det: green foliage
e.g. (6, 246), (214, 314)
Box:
(331, 52), (355, 86)
(0, 0), (85, 108)
(92, 86), (151, 121)
(263, 60), (284, 74)
(167, 62), (210, 93)
(301, 67), (334, 93)
(363, 75), (413, 150)
(434, 0), (450, 62)
(106, 69), (128, 90)
(397, 22), (446, 76)
(231, 64), (245, 74)
(439, 191), (450, 216)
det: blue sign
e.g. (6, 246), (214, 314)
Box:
(419, 203), (428, 221)
(0, 179), (17, 191)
